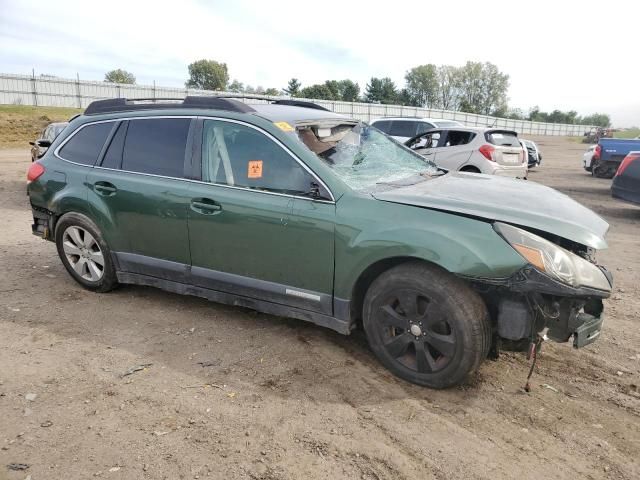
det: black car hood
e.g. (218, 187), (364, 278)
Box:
(373, 172), (609, 249)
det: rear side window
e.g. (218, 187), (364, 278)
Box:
(58, 122), (113, 166)
(122, 118), (190, 177)
(372, 120), (392, 133)
(445, 130), (476, 147)
(389, 121), (418, 138)
(486, 131), (520, 147)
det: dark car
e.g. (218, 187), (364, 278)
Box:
(520, 139), (542, 168)
(30, 122), (68, 161)
(612, 151), (640, 205)
(26, 96), (612, 389)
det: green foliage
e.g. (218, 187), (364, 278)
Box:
(527, 107), (611, 127)
(457, 62), (509, 115)
(228, 79), (244, 93)
(364, 77), (398, 104)
(299, 80), (360, 101)
(186, 59), (229, 91)
(264, 87), (280, 96)
(405, 64), (439, 107)
(104, 69), (135, 84)
(284, 78), (301, 96)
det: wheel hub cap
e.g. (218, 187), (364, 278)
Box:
(410, 324), (422, 336)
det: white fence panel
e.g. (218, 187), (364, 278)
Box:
(0, 72), (594, 136)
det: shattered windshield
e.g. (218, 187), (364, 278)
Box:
(295, 122), (440, 192)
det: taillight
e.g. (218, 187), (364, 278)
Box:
(479, 144), (495, 161)
(27, 162), (45, 183)
(616, 152), (640, 177)
(520, 148), (525, 163)
(594, 145), (601, 160)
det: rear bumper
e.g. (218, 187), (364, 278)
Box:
(491, 164), (528, 179)
(612, 182), (640, 206)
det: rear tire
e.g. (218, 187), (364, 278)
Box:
(362, 261), (490, 389)
(55, 213), (118, 293)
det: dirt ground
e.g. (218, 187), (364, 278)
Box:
(1, 137), (638, 480)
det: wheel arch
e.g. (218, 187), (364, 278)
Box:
(348, 256), (446, 326)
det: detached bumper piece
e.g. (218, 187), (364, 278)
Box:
(573, 311), (604, 348)
(31, 206), (53, 240)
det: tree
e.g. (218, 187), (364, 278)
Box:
(457, 61), (509, 115)
(228, 79), (244, 93)
(437, 65), (461, 110)
(284, 78), (301, 97)
(264, 87), (280, 96)
(364, 77), (398, 104)
(104, 69), (135, 84)
(300, 83), (335, 100)
(337, 80), (360, 102)
(405, 64), (439, 108)
(581, 113), (611, 128)
(185, 59), (229, 91)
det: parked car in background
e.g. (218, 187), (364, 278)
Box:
(27, 96), (612, 389)
(611, 151), (640, 205)
(30, 122), (68, 161)
(582, 145), (598, 172)
(520, 139), (542, 168)
(591, 137), (640, 178)
(371, 117), (464, 142)
(405, 127), (527, 178)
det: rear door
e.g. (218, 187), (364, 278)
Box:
(433, 130), (476, 170)
(485, 130), (524, 167)
(87, 117), (194, 281)
(186, 118), (336, 315)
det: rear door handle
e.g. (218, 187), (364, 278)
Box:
(94, 181), (117, 196)
(191, 198), (222, 214)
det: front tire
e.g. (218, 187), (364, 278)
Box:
(363, 262), (490, 389)
(55, 213), (118, 292)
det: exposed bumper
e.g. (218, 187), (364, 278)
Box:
(467, 266), (611, 349)
(31, 206), (54, 240)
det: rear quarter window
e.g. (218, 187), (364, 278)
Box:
(486, 131), (520, 147)
(58, 122), (114, 166)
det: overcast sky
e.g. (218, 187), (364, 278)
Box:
(1, 0), (638, 126)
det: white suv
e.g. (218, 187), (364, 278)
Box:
(405, 127), (527, 179)
(371, 117), (464, 142)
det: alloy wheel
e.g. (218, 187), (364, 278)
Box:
(62, 226), (104, 282)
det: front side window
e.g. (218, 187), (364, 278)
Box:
(121, 118), (190, 177)
(416, 122), (436, 135)
(58, 122), (114, 166)
(202, 120), (314, 196)
(371, 120), (392, 134)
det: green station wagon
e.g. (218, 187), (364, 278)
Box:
(27, 97), (613, 388)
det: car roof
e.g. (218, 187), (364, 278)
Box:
(250, 104), (352, 124)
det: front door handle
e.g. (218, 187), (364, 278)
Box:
(191, 198), (222, 214)
(94, 181), (117, 196)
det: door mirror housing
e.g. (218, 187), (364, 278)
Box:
(36, 139), (52, 148)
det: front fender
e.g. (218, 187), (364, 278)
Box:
(334, 195), (526, 300)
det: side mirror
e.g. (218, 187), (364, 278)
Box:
(36, 139), (52, 148)
(29, 141), (36, 146)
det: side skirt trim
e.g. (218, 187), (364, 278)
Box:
(116, 271), (352, 335)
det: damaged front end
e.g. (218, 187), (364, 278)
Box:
(470, 222), (612, 353)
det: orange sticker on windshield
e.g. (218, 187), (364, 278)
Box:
(248, 160), (263, 178)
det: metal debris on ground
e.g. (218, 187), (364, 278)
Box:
(121, 363), (153, 377)
(7, 463), (30, 471)
(542, 384), (559, 393)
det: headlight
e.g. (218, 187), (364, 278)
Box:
(494, 222), (611, 291)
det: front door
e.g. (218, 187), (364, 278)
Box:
(187, 118), (335, 315)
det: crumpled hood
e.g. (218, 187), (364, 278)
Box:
(373, 172), (609, 249)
